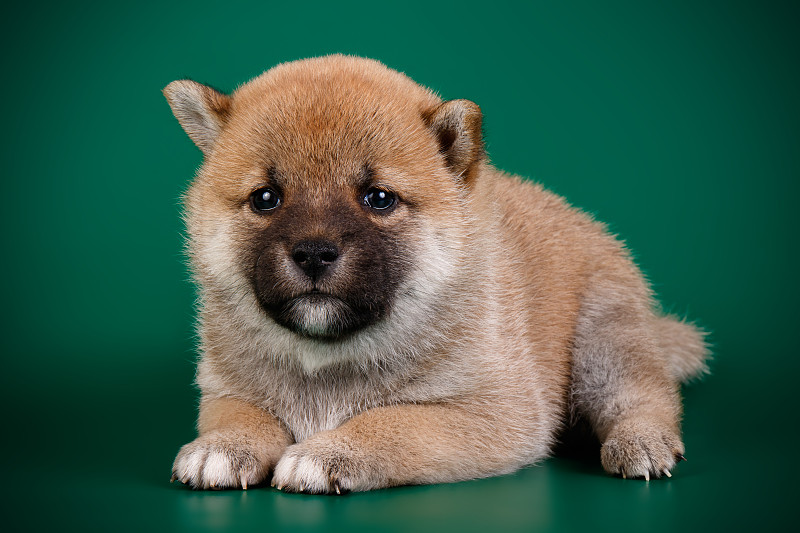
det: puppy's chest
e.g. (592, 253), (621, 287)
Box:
(259, 372), (394, 443)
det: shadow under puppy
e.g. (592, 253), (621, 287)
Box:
(164, 55), (708, 493)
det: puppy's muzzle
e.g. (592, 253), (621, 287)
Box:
(291, 240), (340, 283)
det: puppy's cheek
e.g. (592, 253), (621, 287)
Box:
(195, 220), (261, 303)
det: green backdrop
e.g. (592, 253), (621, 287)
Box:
(1, 1), (796, 531)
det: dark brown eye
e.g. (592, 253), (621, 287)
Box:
(363, 188), (396, 210)
(250, 187), (281, 212)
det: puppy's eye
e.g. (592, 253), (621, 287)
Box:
(363, 188), (396, 211)
(250, 187), (281, 212)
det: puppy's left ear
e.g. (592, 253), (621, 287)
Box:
(424, 99), (484, 181)
(163, 80), (231, 155)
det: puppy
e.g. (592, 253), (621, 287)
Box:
(164, 55), (708, 492)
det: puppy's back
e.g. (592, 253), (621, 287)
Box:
(484, 170), (706, 395)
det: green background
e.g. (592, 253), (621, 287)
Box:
(1, 0), (796, 531)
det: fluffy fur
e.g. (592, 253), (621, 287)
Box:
(164, 55), (708, 492)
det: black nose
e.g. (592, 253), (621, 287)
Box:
(291, 240), (340, 281)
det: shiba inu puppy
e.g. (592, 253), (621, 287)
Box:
(164, 55), (708, 493)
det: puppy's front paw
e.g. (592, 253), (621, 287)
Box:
(272, 433), (376, 494)
(172, 432), (269, 490)
(600, 419), (684, 480)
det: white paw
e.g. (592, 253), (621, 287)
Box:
(271, 437), (372, 494)
(272, 450), (335, 493)
(172, 432), (268, 490)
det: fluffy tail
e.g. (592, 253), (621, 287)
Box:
(654, 314), (710, 383)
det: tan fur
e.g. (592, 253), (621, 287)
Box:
(165, 55), (708, 492)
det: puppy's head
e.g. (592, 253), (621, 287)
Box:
(165, 56), (484, 345)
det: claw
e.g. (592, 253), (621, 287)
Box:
(644, 471), (650, 482)
(276, 483), (284, 491)
(241, 475), (248, 490)
(664, 469), (672, 478)
(299, 483), (305, 493)
(676, 453), (687, 462)
(621, 469), (627, 479)
(334, 481), (341, 495)
(170, 475), (177, 483)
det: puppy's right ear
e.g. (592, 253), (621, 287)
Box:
(163, 80), (231, 155)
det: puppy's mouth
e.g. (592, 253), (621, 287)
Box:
(249, 244), (400, 340)
(272, 291), (362, 340)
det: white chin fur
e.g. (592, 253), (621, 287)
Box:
(284, 296), (349, 338)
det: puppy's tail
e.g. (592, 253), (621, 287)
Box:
(654, 314), (711, 383)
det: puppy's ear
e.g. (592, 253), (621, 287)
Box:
(424, 99), (484, 181)
(163, 80), (231, 155)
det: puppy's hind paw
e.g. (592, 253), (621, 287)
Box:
(600, 419), (684, 481)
